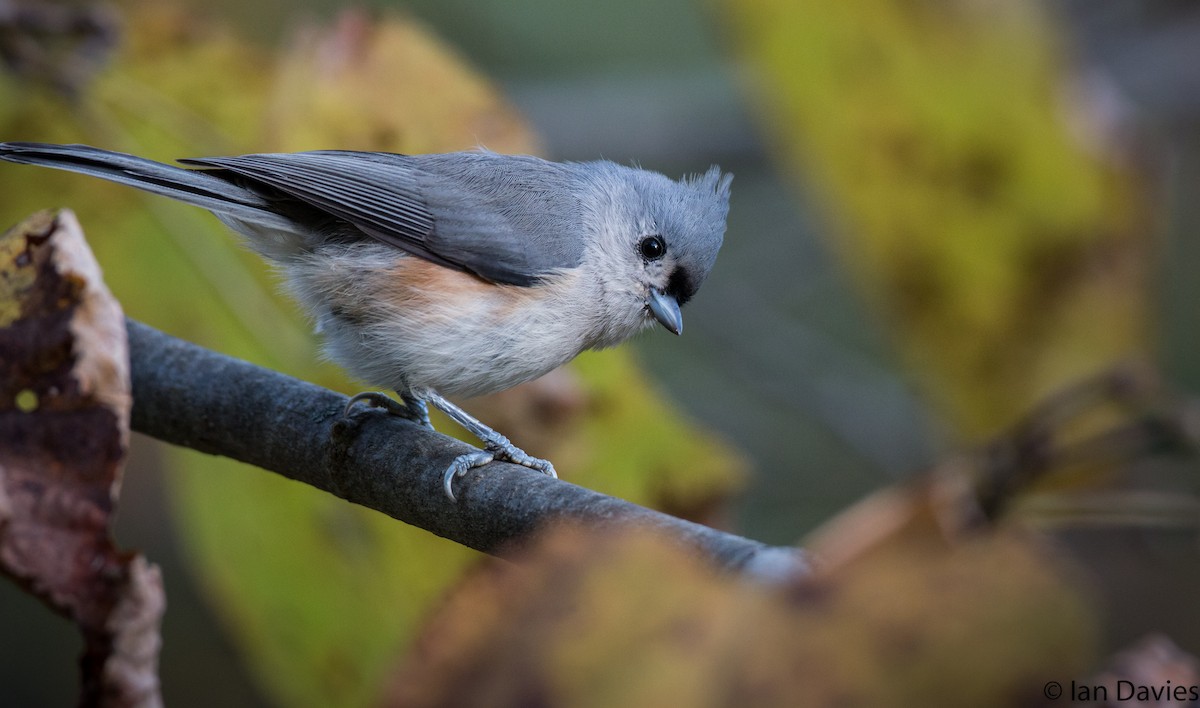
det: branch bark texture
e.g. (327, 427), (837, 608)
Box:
(126, 319), (805, 577)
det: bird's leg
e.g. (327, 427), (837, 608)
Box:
(423, 390), (557, 501)
(344, 390), (432, 429)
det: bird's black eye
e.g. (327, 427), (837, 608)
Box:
(638, 235), (666, 261)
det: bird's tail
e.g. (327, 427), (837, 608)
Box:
(0, 142), (295, 232)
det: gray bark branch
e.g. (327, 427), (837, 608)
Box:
(126, 319), (807, 578)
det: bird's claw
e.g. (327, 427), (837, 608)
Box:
(442, 450), (495, 501)
(488, 443), (557, 479)
(343, 391), (432, 429)
(343, 391), (399, 416)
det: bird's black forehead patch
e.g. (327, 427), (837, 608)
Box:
(665, 268), (697, 306)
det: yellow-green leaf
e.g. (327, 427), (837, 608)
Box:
(727, 0), (1152, 436)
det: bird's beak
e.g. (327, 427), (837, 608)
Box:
(647, 289), (683, 335)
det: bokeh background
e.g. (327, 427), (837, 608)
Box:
(2, 0), (1198, 705)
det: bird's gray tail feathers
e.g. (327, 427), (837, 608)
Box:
(0, 142), (295, 232)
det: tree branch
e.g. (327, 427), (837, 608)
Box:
(126, 318), (807, 578)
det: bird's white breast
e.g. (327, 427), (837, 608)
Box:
(284, 243), (650, 398)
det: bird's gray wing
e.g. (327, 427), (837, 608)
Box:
(179, 151), (586, 285)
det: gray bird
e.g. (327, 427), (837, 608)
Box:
(0, 142), (731, 500)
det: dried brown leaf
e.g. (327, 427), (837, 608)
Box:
(0, 209), (163, 708)
(388, 520), (1096, 708)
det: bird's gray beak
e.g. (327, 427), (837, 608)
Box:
(647, 289), (683, 335)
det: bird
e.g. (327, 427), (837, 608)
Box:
(0, 142), (732, 500)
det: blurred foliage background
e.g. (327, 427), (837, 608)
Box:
(1, 0), (1198, 705)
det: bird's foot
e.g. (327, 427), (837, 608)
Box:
(441, 437), (557, 501)
(425, 390), (557, 501)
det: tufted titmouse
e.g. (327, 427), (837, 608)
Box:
(0, 142), (731, 499)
